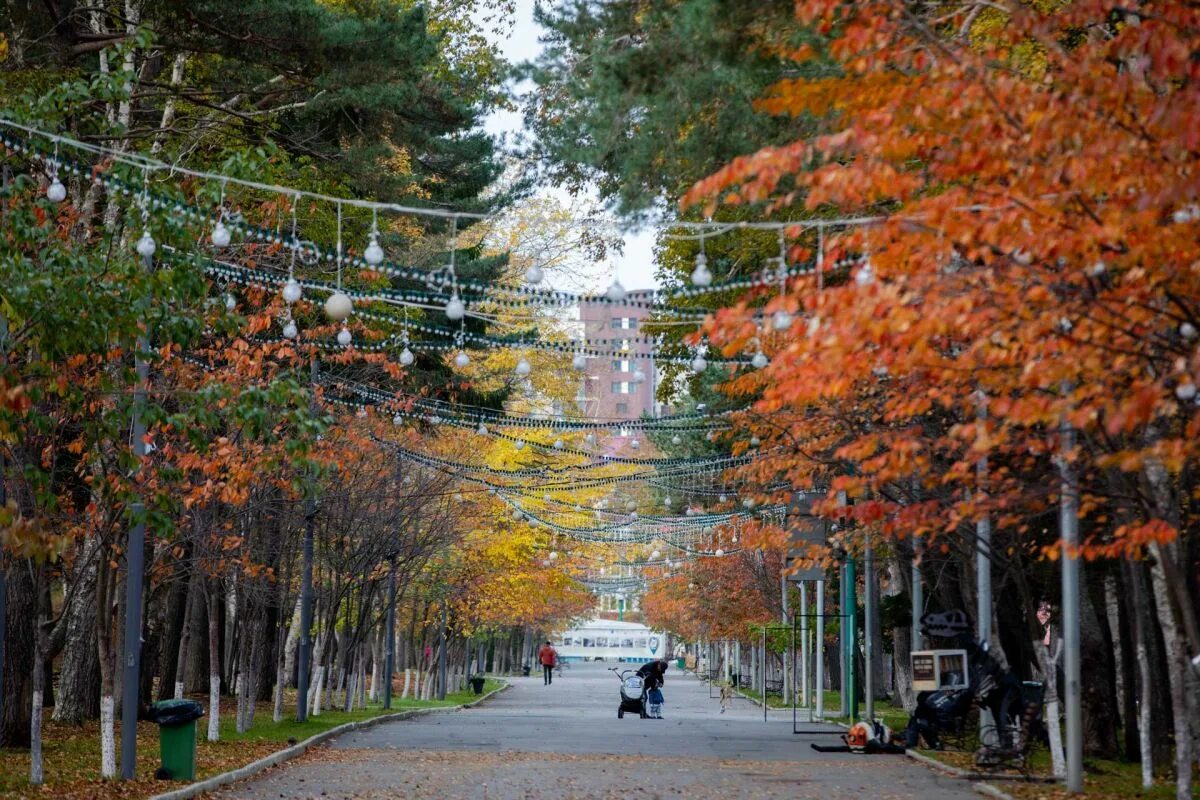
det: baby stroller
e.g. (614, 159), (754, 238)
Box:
(611, 667), (648, 719)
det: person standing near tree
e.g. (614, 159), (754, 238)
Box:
(538, 641), (557, 686)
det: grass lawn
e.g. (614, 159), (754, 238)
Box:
(0, 679), (503, 799)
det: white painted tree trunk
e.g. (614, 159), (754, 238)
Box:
(1149, 542), (1195, 800)
(1137, 636), (1153, 788)
(207, 676), (220, 742)
(311, 666), (325, 717)
(401, 668), (411, 700)
(100, 695), (116, 777)
(1035, 636), (1066, 778)
(207, 588), (221, 742)
(370, 636), (382, 703)
(282, 597), (302, 689)
(30, 690), (43, 784)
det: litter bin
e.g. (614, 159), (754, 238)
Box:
(470, 676), (486, 695)
(677, 657), (686, 670)
(147, 699), (204, 781)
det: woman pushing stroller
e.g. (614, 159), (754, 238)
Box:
(637, 660), (669, 719)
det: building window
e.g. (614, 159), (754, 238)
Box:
(610, 381), (634, 394)
(612, 359), (630, 372)
(609, 317), (639, 330)
(615, 403), (629, 414)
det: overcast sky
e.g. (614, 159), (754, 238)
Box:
(477, 0), (661, 291)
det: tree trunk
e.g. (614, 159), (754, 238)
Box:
(0, 562), (34, 747)
(96, 553), (118, 778)
(54, 549), (100, 723)
(1149, 540), (1195, 800)
(174, 570), (198, 700)
(1034, 629), (1066, 779)
(207, 584), (221, 742)
(1111, 567), (1140, 761)
(1081, 564), (1119, 758)
(30, 565), (46, 785)
(1128, 560), (1155, 788)
(892, 621), (914, 712)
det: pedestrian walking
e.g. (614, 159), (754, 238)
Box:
(720, 682), (733, 713)
(538, 640), (557, 685)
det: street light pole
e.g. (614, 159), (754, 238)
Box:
(864, 533), (875, 723)
(976, 394), (993, 736)
(384, 556), (397, 709)
(120, 252), (153, 780)
(1060, 395), (1083, 793)
(437, 600), (448, 700)
(296, 356), (319, 722)
(815, 578), (825, 719)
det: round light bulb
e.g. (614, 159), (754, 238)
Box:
(515, 358), (531, 377)
(572, 353), (587, 370)
(606, 279), (626, 303)
(750, 436), (760, 447)
(455, 350), (470, 368)
(691, 355), (707, 374)
(553, 438), (564, 449)
(1176, 382), (1197, 400)
(772, 310), (793, 331)
(445, 294), (465, 321)
(719, 494), (727, 503)
(855, 262), (875, 286)
(691, 252), (712, 287)
(136, 231), (157, 258)
(585, 433), (596, 444)
(393, 414), (403, 426)
(282, 320), (298, 339)
(714, 548), (724, 557)
(671, 435), (681, 445)
(324, 291), (353, 322)
(525, 265), (544, 284)
(282, 278), (303, 304)
(630, 439), (640, 449)
(399, 347), (415, 366)
(211, 221), (231, 248)
(364, 235), (384, 266)
(651, 550), (660, 560)
(337, 326), (352, 346)
(477, 423), (488, 435)
(224, 294), (237, 311)
(46, 178), (67, 203)
(514, 439), (525, 451)
(752, 352), (769, 369)
(1181, 322), (1197, 340)
(663, 496), (672, 507)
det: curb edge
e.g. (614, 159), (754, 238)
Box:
(147, 679), (510, 800)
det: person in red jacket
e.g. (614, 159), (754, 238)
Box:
(537, 641), (558, 685)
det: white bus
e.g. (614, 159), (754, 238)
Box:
(554, 618), (665, 664)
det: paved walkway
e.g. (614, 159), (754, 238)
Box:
(215, 662), (980, 799)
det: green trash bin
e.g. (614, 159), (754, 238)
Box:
(676, 657), (686, 670)
(148, 699), (204, 781)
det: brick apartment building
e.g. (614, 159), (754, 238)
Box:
(576, 290), (657, 423)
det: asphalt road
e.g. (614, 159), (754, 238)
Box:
(214, 662), (981, 799)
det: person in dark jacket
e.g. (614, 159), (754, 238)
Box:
(637, 660), (668, 718)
